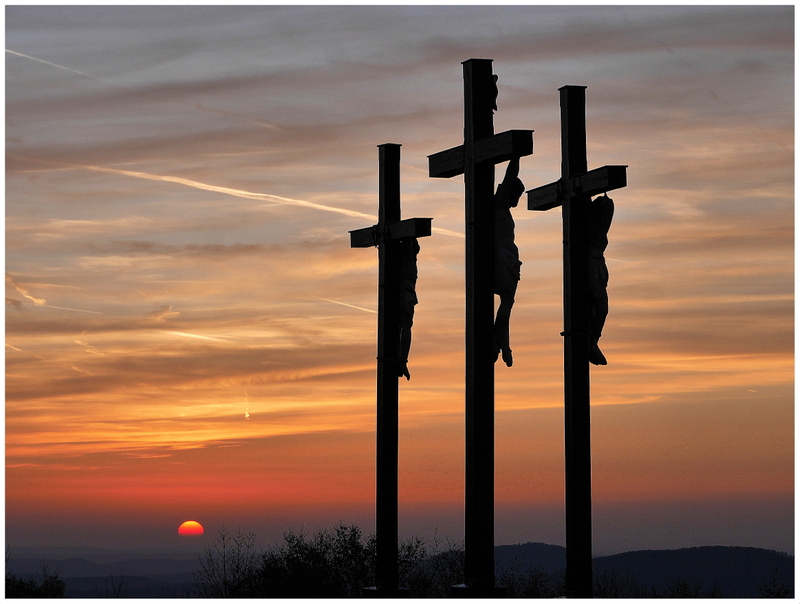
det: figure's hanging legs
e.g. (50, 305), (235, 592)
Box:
(588, 285), (608, 366)
(494, 289), (516, 367)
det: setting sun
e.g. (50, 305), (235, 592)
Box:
(178, 520), (205, 536)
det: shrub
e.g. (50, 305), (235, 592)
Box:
(5, 561), (65, 598)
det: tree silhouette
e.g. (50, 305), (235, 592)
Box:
(192, 526), (260, 597)
(5, 552), (65, 599)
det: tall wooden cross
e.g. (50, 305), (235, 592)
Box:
(350, 143), (431, 594)
(428, 59), (533, 592)
(527, 86), (627, 598)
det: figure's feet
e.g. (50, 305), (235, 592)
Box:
(589, 340), (607, 366)
(400, 363), (411, 380)
(502, 346), (513, 367)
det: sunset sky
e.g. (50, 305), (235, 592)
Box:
(5, 5), (794, 556)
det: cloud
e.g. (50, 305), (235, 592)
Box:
(6, 273), (103, 315)
(148, 305), (180, 322)
(73, 333), (105, 356)
(6, 273), (46, 305)
(6, 48), (281, 130)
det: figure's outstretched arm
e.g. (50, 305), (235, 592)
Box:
(501, 156), (520, 187)
(496, 156), (524, 207)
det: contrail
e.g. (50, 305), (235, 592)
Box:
(6, 48), (279, 130)
(165, 330), (228, 342)
(43, 304), (103, 315)
(312, 295), (377, 314)
(10, 155), (377, 220)
(80, 163), (378, 220)
(7, 50), (468, 238)
(10, 155), (465, 237)
(432, 226), (463, 238)
(6, 49), (93, 78)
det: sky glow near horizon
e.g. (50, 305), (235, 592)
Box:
(5, 5), (794, 555)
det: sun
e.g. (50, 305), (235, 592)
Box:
(178, 520), (205, 536)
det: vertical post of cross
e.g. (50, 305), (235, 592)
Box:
(528, 86), (627, 598)
(350, 144), (432, 597)
(560, 86), (593, 598)
(428, 60), (532, 594)
(376, 143), (401, 593)
(462, 58), (497, 591)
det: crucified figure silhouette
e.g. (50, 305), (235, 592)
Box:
(494, 156), (525, 367)
(398, 237), (419, 380)
(587, 193), (614, 365)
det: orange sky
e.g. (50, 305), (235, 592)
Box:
(5, 5), (794, 555)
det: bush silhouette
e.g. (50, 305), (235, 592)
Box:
(192, 523), (464, 597)
(259, 524), (374, 597)
(5, 557), (65, 598)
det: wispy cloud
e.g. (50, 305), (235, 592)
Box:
(148, 305), (180, 322)
(73, 333), (105, 356)
(6, 48), (281, 130)
(6, 343), (46, 361)
(6, 273), (103, 314)
(6, 273), (46, 305)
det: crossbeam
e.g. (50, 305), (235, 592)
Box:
(350, 217), (432, 248)
(429, 129), (534, 178)
(527, 164), (627, 211)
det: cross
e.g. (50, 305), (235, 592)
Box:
(349, 143), (431, 595)
(428, 59), (533, 592)
(527, 86), (627, 598)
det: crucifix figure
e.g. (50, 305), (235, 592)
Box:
(527, 86), (627, 598)
(350, 143), (432, 595)
(428, 59), (533, 592)
(494, 156), (525, 367)
(398, 236), (420, 379)
(587, 193), (614, 365)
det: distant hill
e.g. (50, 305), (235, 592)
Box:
(6, 555), (197, 578)
(6, 554), (197, 598)
(7, 543), (793, 598)
(494, 542), (793, 597)
(593, 546), (793, 598)
(495, 541), (566, 574)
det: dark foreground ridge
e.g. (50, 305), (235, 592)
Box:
(7, 537), (793, 598)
